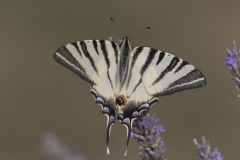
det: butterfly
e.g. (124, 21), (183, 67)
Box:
(54, 37), (206, 155)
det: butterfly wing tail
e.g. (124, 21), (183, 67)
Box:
(124, 124), (131, 156)
(120, 118), (135, 156)
(105, 116), (115, 154)
(101, 102), (116, 155)
(91, 92), (116, 155)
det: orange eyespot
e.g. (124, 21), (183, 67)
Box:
(115, 95), (128, 106)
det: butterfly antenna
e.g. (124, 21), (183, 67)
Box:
(123, 132), (131, 156)
(110, 18), (126, 36)
(129, 27), (151, 38)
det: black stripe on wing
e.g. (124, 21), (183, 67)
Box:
(152, 57), (180, 85)
(80, 41), (99, 75)
(154, 69), (206, 96)
(71, 42), (82, 57)
(54, 46), (95, 84)
(126, 47), (143, 89)
(174, 61), (189, 73)
(93, 40), (99, 55)
(156, 51), (165, 65)
(140, 48), (158, 75)
(107, 71), (114, 91)
(99, 40), (110, 69)
(149, 98), (159, 107)
(127, 79), (142, 98)
(90, 92), (97, 101)
(110, 41), (119, 65)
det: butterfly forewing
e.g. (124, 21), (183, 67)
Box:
(54, 40), (120, 86)
(131, 46), (206, 96)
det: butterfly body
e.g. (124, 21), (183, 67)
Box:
(54, 37), (206, 155)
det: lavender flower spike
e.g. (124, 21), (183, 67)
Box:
(39, 132), (86, 160)
(131, 112), (167, 160)
(193, 136), (224, 160)
(225, 41), (240, 98)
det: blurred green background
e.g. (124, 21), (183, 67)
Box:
(0, 1), (239, 160)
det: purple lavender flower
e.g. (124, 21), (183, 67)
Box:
(39, 132), (86, 160)
(131, 112), (167, 160)
(118, 38), (123, 45)
(108, 37), (123, 45)
(193, 137), (224, 160)
(211, 148), (225, 160)
(225, 41), (240, 98)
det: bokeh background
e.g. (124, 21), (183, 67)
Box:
(0, 1), (239, 160)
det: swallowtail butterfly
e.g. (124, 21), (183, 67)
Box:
(54, 37), (206, 155)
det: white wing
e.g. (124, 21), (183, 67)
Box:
(54, 40), (119, 89)
(130, 46), (206, 97)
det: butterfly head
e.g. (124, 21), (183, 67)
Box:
(119, 37), (131, 48)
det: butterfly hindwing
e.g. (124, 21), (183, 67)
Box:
(90, 86), (116, 154)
